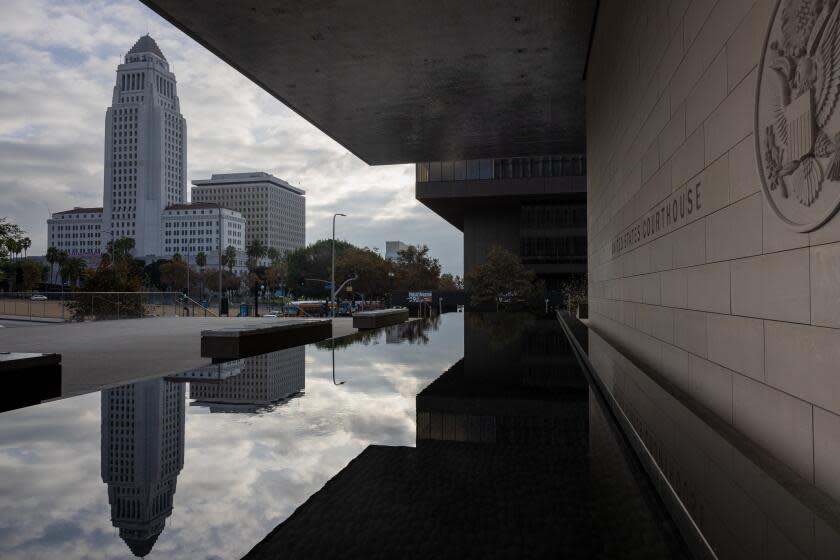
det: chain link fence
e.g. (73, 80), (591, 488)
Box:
(0, 292), (220, 321)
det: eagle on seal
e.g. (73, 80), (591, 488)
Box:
(764, 0), (840, 206)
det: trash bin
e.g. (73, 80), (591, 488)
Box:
(239, 303), (251, 317)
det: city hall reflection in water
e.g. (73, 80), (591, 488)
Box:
(101, 379), (185, 557)
(100, 346), (306, 557)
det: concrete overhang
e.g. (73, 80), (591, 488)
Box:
(141, 0), (596, 165)
(417, 176), (586, 230)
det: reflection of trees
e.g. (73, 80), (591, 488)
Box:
(465, 312), (535, 350)
(316, 315), (443, 350)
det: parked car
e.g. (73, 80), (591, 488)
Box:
(30, 294), (47, 301)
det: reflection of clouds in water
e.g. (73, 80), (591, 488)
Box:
(0, 315), (464, 559)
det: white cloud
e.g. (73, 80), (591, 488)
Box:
(0, 0), (463, 274)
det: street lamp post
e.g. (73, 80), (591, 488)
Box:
(216, 203), (223, 315)
(331, 213), (346, 318)
(388, 271), (395, 308)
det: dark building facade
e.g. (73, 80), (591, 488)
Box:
(416, 156), (586, 291)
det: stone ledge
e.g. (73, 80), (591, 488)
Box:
(201, 319), (331, 359)
(352, 308), (410, 330)
(0, 352), (61, 372)
(0, 353), (62, 413)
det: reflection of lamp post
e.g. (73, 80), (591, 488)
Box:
(331, 213), (346, 318)
(331, 341), (344, 385)
(388, 271), (395, 308)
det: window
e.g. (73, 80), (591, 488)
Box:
(466, 160), (480, 180)
(428, 162), (441, 182)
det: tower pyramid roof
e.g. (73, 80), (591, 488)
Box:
(127, 35), (166, 61)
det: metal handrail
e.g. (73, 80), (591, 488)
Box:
(179, 294), (218, 317)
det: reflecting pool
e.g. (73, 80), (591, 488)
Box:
(0, 313), (692, 559)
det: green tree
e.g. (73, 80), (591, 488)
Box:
(284, 239), (353, 297)
(265, 262), (285, 292)
(59, 257), (87, 289)
(159, 258), (188, 290)
(6, 238), (20, 262)
(464, 245), (537, 311)
(194, 252), (208, 296)
(19, 260), (46, 291)
(393, 245), (442, 290)
(0, 219), (24, 266)
(438, 273), (463, 291)
(46, 246), (60, 284)
(266, 246), (280, 264)
(65, 260), (144, 320)
(222, 245), (238, 273)
(246, 239), (267, 262)
(335, 246), (390, 298)
(106, 236), (136, 263)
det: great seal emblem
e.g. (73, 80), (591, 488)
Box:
(757, 0), (840, 231)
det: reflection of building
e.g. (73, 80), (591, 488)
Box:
(190, 346), (305, 411)
(244, 316), (686, 558)
(166, 359), (242, 382)
(101, 378), (185, 557)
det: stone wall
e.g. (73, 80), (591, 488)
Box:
(586, 0), (840, 503)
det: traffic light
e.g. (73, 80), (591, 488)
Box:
(298, 277), (306, 287)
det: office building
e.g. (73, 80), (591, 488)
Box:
(47, 35), (191, 265)
(160, 203), (246, 271)
(416, 157), (587, 291)
(384, 241), (409, 261)
(103, 34), (187, 257)
(192, 172), (305, 259)
(46, 207), (103, 263)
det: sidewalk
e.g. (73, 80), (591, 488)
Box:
(0, 314), (65, 324)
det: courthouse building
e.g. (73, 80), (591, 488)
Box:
(138, 1), (840, 554)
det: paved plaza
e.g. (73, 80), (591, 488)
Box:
(1, 317), (357, 398)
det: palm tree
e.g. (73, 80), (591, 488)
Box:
(56, 250), (68, 288)
(246, 239), (267, 263)
(6, 238), (19, 262)
(195, 252), (207, 297)
(107, 236), (135, 264)
(266, 246), (280, 265)
(223, 245), (237, 273)
(20, 237), (31, 259)
(60, 257), (86, 289)
(46, 246), (59, 284)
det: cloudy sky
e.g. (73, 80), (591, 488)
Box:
(0, 0), (463, 274)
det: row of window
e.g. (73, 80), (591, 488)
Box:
(521, 204), (587, 228)
(416, 155), (587, 182)
(520, 236), (587, 261)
